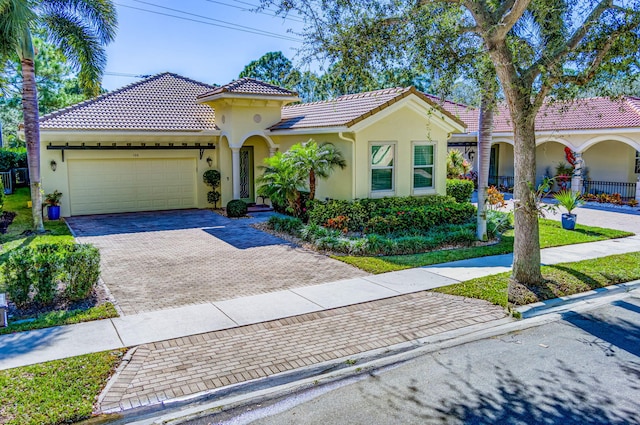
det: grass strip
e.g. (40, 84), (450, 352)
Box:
(334, 219), (632, 274)
(434, 251), (640, 308)
(0, 350), (125, 425)
(0, 303), (118, 335)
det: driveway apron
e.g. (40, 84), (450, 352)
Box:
(67, 210), (368, 316)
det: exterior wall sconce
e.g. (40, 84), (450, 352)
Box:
(206, 156), (213, 168)
(50, 160), (57, 172)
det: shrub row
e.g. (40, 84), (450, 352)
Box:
(308, 194), (460, 232)
(267, 213), (512, 256)
(446, 178), (475, 203)
(2, 243), (101, 308)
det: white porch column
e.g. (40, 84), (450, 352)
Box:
(269, 147), (277, 157)
(636, 176), (640, 202)
(231, 147), (241, 199)
(571, 152), (584, 194)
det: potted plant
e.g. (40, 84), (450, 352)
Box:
(553, 189), (584, 230)
(44, 190), (63, 220)
(555, 162), (574, 191)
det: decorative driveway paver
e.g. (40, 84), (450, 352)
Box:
(67, 210), (368, 315)
(98, 291), (507, 413)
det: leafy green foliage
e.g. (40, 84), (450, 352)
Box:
(258, 140), (346, 216)
(308, 195), (465, 233)
(446, 179), (474, 203)
(446, 149), (472, 178)
(553, 190), (585, 215)
(267, 215), (304, 235)
(63, 244), (101, 301)
(2, 242), (101, 308)
(226, 199), (248, 218)
(239, 51), (301, 91)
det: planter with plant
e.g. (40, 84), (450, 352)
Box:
(553, 189), (584, 230)
(44, 190), (63, 220)
(555, 162), (574, 191)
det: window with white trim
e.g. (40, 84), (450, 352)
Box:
(413, 142), (435, 191)
(370, 143), (395, 193)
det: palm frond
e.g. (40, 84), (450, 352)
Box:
(41, 0), (117, 43)
(0, 0), (35, 57)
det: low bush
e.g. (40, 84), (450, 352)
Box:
(446, 179), (474, 203)
(63, 244), (101, 301)
(226, 199), (248, 217)
(308, 194), (468, 233)
(2, 242), (101, 308)
(267, 215), (303, 235)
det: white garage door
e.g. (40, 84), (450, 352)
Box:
(68, 158), (197, 215)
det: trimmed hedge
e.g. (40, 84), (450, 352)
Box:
(226, 199), (248, 217)
(308, 194), (474, 234)
(446, 179), (474, 203)
(308, 195), (456, 230)
(0, 149), (27, 171)
(3, 243), (101, 308)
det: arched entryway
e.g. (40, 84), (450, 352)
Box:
(231, 133), (277, 204)
(489, 140), (515, 189)
(580, 137), (640, 199)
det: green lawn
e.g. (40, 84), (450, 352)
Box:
(0, 350), (125, 425)
(435, 251), (640, 308)
(334, 219), (632, 274)
(0, 188), (74, 262)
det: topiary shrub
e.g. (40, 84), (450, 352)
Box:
(203, 169), (221, 208)
(446, 179), (474, 203)
(226, 199), (248, 217)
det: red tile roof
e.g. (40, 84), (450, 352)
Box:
(435, 96), (640, 133)
(40, 73), (218, 131)
(197, 77), (298, 99)
(271, 87), (464, 130)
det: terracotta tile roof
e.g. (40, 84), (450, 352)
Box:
(436, 96), (640, 133)
(40, 73), (218, 131)
(197, 77), (297, 98)
(271, 87), (464, 130)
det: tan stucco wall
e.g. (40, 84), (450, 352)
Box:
(354, 104), (451, 199)
(582, 140), (637, 182)
(493, 142), (514, 177)
(269, 133), (354, 201)
(40, 132), (217, 217)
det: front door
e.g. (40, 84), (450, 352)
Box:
(488, 145), (499, 186)
(239, 146), (254, 203)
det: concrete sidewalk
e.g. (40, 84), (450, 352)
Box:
(1, 234), (638, 371)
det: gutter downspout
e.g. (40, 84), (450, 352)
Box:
(339, 132), (356, 199)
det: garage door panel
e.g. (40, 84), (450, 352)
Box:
(68, 158), (197, 215)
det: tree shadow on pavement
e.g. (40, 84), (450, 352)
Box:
(358, 356), (640, 425)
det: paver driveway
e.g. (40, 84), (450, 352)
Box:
(67, 210), (368, 316)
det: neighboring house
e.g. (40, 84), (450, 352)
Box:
(443, 97), (640, 199)
(40, 73), (464, 217)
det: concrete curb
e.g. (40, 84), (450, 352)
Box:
(99, 286), (638, 425)
(516, 279), (640, 318)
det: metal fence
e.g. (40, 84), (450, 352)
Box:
(0, 171), (12, 194)
(582, 180), (637, 200)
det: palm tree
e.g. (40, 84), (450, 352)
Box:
(476, 81), (496, 241)
(257, 152), (306, 215)
(0, 0), (117, 231)
(288, 140), (346, 201)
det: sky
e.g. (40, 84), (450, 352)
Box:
(102, 0), (306, 91)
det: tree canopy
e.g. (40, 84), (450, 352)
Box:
(261, 0), (640, 290)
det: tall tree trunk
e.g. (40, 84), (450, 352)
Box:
(309, 169), (316, 201)
(476, 85), (494, 241)
(19, 30), (45, 233)
(511, 116), (544, 291)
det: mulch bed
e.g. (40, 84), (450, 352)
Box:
(0, 211), (16, 234)
(5, 282), (113, 321)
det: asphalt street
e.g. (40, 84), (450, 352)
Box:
(191, 292), (640, 425)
